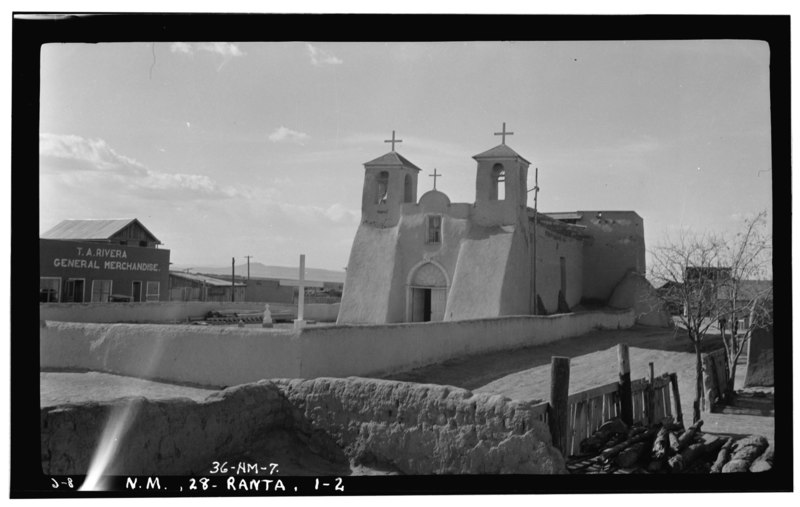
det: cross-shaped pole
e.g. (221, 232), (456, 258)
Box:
(280, 254), (325, 329)
(384, 130), (403, 151)
(430, 168), (442, 190)
(494, 122), (514, 145)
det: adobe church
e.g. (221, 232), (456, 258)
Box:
(337, 126), (646, 325)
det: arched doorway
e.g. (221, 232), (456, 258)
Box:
(408, 262), (448, 322)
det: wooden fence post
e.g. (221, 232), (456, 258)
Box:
(669, 373), (684, 426)
(617, 343), (633, 426)
(647, 362), (655, 425)
(549, 356), (571, 456)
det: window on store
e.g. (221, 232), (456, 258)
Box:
(63, 279), (85, 303)
(91, 280), (112, 302)
(40, 277), (61, 302)
(146, 281), (160, 302)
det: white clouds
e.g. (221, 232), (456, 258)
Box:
(306, 43), (343, 67)
(39, 133), (148, 175)
(170, 42), (245, 58)
(268, 126), (310, 145)
(40, 133), (240, 200)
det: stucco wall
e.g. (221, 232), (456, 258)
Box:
(42, 378), (565, 476)
(42, 309), (634, 387)
(578, 211), (646, 302)
(608, 270), (672, 327)
(446, 226), (515, 320)
(337, 224), (399, 324)
(304, 303), (341, 322)
(391, 191), (470, 323)
(533, 226), (583, 313)
(499, 225), (534, 316)
(744, 326), (773, 387)
(39, 301), (268, 323)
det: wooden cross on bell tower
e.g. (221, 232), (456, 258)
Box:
(494, 122), (514, 145)
(384, 130), (403, 152)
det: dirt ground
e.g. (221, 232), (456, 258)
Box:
(385, 325), (774, 447)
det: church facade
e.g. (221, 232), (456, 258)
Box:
(337, 130), (645, 324)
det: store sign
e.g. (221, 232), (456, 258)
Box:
(51, 246), (161, 272)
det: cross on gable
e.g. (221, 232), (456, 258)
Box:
(384, 130), (403, 151)
(494, 122), (514, 145)
(430, 168), (442, 190)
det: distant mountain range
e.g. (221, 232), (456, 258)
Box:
(171, 262), (346, 284)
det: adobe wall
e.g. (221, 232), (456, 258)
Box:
(39, 301), (267, 323)
(532, 225), (583, 313)
(337, 224), (399, 324)
(391, 192), (470, 323)
(446, 226), (515, 320)
(39, 301), (340, 324)
(42, 309), (634, 388)
(577, 211), (646, 302)
(744, 326), (774, 387)
(275, 377), (565, 474)
(42, 378), (566, 476)
(41, 381), (291, 476)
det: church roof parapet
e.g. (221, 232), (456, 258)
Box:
(529, 209), (589, 240)
(364, 151), (422, 171)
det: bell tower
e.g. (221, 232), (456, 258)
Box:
(361, 131), (421, 228)
(472, 123), (530, 226)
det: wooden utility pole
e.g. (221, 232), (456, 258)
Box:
(618, 343), (633, 426)
(549, 356), (571, 455)
(231, 257), (235, 302)
(244, 255), (253, 280)
(529, 167), (540, 315)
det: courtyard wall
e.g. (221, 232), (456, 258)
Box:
(39, 301), (340, 323)
(41, 309), (634, 387)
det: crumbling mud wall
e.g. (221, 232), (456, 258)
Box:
(42, 378), (566, 476)
(275, 378), (565, 474)
(41, 382), (291, 476)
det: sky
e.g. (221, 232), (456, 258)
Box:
(38, 40), (773, 272)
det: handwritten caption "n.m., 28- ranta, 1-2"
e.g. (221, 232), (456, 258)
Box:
(121, 461), (345, 494)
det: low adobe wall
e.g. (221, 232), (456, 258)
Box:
(39, 301), (341, 324)
(42, 378), (565, 476)
(304, 303), (340, 322)
(41, 309), (634, 387)
(39, 301), (268, 324)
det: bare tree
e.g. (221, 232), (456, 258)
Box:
(649, 211), (772, 423)
(715, 212), (773, 395)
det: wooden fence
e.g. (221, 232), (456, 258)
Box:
(546, 344), (684, 457)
